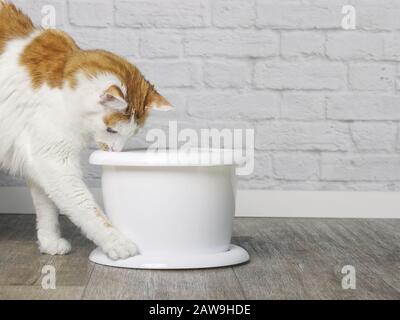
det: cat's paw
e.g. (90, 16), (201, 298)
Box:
(101, 232), (138, 260)
(39, 238), (72, 255)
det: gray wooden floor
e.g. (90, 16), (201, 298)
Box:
(0, 215), (399, 300)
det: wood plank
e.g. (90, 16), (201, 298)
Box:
(232, 219), (310, 299)
(37, 218), (96, 288)
(0, 215), (95, 300)
(0, 286), (85, 300)
(336, 219), (400, 295)
(0, 215), (50, 286)
(83, 265), (245, 300)
(2, 215), (400, 300)
(232, 218), (400, 299)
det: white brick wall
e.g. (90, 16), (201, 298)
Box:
(254, 61), (346, 90)
(2, 0), (400, 192)
(69, 0), (113, 27)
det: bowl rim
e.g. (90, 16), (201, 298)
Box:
(89, 148), (248, 167)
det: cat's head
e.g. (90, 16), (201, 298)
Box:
(13, 12), (171, 152)
(91, 81), (171, 152)
(64, 50), (173, 152)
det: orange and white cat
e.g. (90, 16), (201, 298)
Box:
(0, 2), (172, 259)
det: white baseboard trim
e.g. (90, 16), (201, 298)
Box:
(235, 190), (400, 218)
(0, 187), (399, 218)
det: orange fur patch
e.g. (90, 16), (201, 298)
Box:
(20, 30), (79, 89)
(0, 2), (34, 54)
(103, 112), (130, 128)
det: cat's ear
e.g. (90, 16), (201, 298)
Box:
(100, 85), (128, 111)
(145, 90), (173, 112)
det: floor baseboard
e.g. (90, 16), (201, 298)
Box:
(0, 187), (399, 218)
(235, 190), (400, 218)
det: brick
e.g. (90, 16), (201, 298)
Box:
(184, 30), (278, 58)
(213, 0), (255, 28)
(273, 154), (320, 180)
(384, 33), (400, 61)
(256, 0), (342, 29)
(240, 152), (273, 181)
(326, 94), (400, 120)
(69, 0), (113, 27)
(355, 0), (400, 31)
(187, 93), (279, 120)
(281, 94), (325, 120)
(140, 32), (182, 58)
(351, 122), (397, 152)
(348, 63), (396, 91)
(237, 178), (276, 190)
(203, 61), (251, 88)
(115, 0), (209, 28)
(134, 62), (201, 88)
(345, 182), (400, 192)
(321, 155), (400, 181)
(254, 62), (346, 90)
(326, 32), (384, 60)
(398, 125), (400, 150)
(281, 32), (325, 58)
(256, 122), (350, 151)
(70, 29), (138, 57)
(269, 181), (400, 192)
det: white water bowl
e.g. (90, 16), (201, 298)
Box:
(89, 149), (250, 269)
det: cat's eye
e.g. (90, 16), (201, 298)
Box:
(107, 127), (118, 134)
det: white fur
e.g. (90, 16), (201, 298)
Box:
(0, 32), (138, 259)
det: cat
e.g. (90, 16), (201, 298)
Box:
(0, 1), (172, 260)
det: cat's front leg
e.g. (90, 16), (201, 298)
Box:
(28, 163), (138, 260)
(28, 181), (71, 255)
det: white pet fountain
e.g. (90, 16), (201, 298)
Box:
(89, 149), (250, 269)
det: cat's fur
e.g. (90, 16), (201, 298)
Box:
(0, 1), (172, 259)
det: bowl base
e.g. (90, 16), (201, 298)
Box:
(89, 245), (250, 270)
